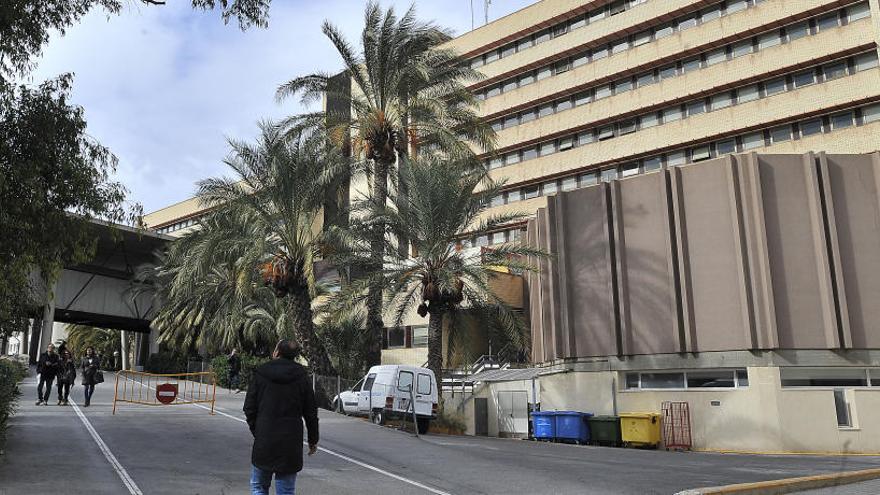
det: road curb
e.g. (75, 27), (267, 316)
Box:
(676, 467), (880, 495)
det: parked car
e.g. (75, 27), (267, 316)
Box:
(332, 365), (438, 434)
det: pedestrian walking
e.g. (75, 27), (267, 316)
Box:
(81, 347), (101, 407)
(56, 349), (77, 406)
(36, 343), (60, 405)
(243, 340), (318, 495)
(228, 348), (242, 393)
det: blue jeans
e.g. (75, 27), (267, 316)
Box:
(250, 465), (297, 495)
(84, 383), (95, 402)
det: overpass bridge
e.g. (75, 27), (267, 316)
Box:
(22, 220), (170, 366)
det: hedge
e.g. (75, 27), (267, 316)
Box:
(145, 351), (189, 374)
(210, 354), (270, 391)
(0, 357), (28, 452)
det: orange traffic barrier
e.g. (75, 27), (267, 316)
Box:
(112, 370), (217, 415)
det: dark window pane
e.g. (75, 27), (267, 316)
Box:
(625, 373), (640, 389)
(800, 119), (823, 136)
(834, 390), (851, 427)
(687, 100), (706, 116)
(641, 372), (685, 389)
(764, 78), (786, 96)
(817, 13), (840, 32)
(831, 112), (854, 129)
(823, 61), (847, 80)
(793, 70), (816, 88)
(687, 371), (735, 388)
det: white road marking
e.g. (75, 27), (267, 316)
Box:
(70, 398), (144, 495)
(118, 374), (451, 495)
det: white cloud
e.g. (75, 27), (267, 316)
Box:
(30, 0), (535, 213)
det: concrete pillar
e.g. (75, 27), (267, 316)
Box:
(20, 322), (29, 357)
(28, 318), (41, 364)
(38, 280), (57, 354)
(134, 333), (150, 370)
(121, 330), (130, 370)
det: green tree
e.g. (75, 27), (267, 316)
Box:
(333, 156), (541, 385)
(194, 123), (341, 375)
(277, 2), (495, 368)
(0, 75), (137, 339)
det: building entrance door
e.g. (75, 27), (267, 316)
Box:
(497, 390), (528, 438)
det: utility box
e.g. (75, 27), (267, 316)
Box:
(620, 412), (661, 448)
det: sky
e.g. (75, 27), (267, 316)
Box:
(28, 0), (537, 215)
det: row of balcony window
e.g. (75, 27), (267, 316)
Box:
(475, 1), (869, 102)
(469, 0), (650, 69)
(155, 216), (202, 234)
(485, 50), (878, 172)
(487, 3), (872, 134)
(483, 101), (880, 209)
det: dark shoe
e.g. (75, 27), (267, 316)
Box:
(57, 400), (62, 406)
(35, 400), (42, 406)
(63, 400), (69, 406)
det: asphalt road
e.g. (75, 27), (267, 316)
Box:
(2, 371), (880, 495)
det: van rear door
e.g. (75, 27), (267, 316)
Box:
(414, 371), (435, 416)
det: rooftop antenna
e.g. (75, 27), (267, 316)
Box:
(470, 0), (474, 30)
(485, 0), (491, 25)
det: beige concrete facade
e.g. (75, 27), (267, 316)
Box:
(445, 0), (880, 248)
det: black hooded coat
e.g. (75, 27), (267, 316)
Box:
(243, 359), (319, 474)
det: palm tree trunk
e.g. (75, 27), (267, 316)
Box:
(427, 308), (444, 392)
(365, 157), (390, 368)
(287, 288), (336, 376)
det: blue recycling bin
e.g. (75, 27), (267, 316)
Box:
(555, 411), (593, 444)
(532, 411), (557, 441)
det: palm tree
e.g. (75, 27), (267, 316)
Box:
(132, 218), (285, 357)
(276, 2), (495, 368)
(195, 123), (341, 376)
(65, 324), (131, 368)
(332, 156), (541, 385)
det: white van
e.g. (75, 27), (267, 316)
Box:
(332, 365), (438, 434)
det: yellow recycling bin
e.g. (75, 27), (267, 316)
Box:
(619, 412), (661, 448)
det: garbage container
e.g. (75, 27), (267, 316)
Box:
(532, 411), (556, 441)
(555, 411), (593, 444)
(588, 415), (622, 447)
(619, 412), (661, 448)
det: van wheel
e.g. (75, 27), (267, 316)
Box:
(417, 417), (430, 434)
(371, 410), (385, 426)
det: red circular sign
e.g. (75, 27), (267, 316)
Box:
(156, 383), (178, 404)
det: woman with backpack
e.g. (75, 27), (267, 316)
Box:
(81, 347), (102, 407)
(56, 349), (77, 406)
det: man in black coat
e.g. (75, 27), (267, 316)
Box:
(243, 340), (318, 495)
(35, 343), (60, 405)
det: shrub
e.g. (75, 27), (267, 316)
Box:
(209, 354), (269, 391)
(432, 409), (467, 435)
(0, 357), (28, 452)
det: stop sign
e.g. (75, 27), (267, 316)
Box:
(156, 383), (178, 404)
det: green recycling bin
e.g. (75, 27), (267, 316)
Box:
(588, 415), (622, 447)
